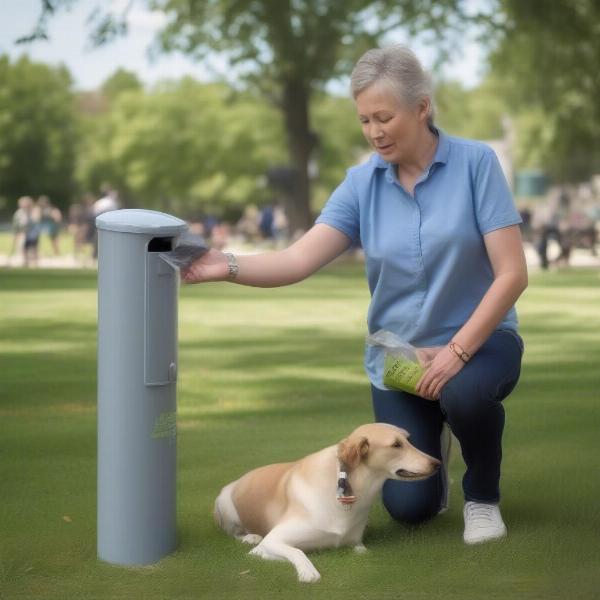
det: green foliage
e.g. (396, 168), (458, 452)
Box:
(487, 0), (600, 181)
(0, 55), (78, 214)
(311, 92), (366, 209)
(100, 68), (143, 101)
(147, 0), (464, 228)
(77, 79), (287, 216)
(19, 0), (465, 229)
(11, 0), (600, 217)
(435, 77), (506, 141)
(154, 0), (462, 92)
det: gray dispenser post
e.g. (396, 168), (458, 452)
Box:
(96, 209), (188, 566)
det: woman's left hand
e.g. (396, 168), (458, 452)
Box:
(415, 345), (466, 401)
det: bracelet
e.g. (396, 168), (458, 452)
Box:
(448, 341), (470, 363)
(223, 252), (239, 281)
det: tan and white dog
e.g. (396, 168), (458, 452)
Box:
(213, 423), (441, 582)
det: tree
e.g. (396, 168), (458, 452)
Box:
(101, 68), (143, 101)
(310, 91), (367, 211)
(0, 55), (78, 214)
(435, 77), (506, 141)
(24, 0), (463, 231)
(481, 0), (600, 182)
(77, 79), (287, 216)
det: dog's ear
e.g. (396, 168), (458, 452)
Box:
(337, 436), (370, 469)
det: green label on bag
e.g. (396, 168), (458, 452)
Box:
(383, 355), (425, 395)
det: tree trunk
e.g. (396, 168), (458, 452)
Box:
(280, 77), (316, 234)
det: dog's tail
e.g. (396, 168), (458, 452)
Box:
(213, 496), (224, 529)
(213, 482), (244, 537)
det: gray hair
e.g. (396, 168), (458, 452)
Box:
(350, 45), (436, 127)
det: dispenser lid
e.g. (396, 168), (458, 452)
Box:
(96, 209), (188, 235)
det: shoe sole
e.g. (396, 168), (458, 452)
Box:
(463, 528), (507, 545)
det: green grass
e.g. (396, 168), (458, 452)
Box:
(1, 262), (599, 599)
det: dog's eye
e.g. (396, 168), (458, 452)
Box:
(392, 441), (403, 448)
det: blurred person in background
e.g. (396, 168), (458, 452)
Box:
(68, 193), (95, 263)
(38, 195), (63, 256)
(210, 221), (230, 251)
(93, 186), (120, 216)
(532, 187), (563, 270)
(92, 186), (120, 259)
(203, 214), (219, 240)
(554, 187), (574, 267)
(235, 204), (261, 243)
(11, 196), (41, 267)
(10, 196), (30, 259)
(272, 203), (289, 248)
(68, 200), (85, 257)
(259, 203), (274, 240)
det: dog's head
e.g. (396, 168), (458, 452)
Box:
(337, 423), (440, 481)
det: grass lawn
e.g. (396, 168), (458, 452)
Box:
(1, 262), (599, 599)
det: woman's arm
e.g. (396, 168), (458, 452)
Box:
(416, 224), (528, 401)
(450, 223), (528, 357)
(182, 223), (353, 287)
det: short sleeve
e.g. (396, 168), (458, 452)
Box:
(314, 169), (360, 244)
(473, 149), (523, 235)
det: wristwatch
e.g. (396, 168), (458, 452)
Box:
(224, 252), (239, 281)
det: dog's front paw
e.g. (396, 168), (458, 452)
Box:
(249, 545), (269, 559)
(297, 563), (321, 583)
(353, 544), (368, 554)
(241, 534), (263, 545)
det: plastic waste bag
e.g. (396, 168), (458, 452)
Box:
(159, 231), (209, 271)
(366, 329), (425, 395)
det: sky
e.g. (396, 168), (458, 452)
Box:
(0, 0), (487, 93)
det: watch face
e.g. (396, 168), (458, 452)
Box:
(226, 254), (239, 279)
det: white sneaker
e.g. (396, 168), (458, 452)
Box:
(438, 422), (452, 514)
(463, 501), (507, 544)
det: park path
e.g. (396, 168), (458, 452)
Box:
(0, 242), (598, 271)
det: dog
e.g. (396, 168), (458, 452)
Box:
(213, 423), (441, 582)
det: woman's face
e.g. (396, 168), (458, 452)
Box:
(355, 81), (429, 164)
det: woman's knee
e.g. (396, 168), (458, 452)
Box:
(441, 332), (523, 415)
(440, 375), (497, 423)
(381, 479), (442, 524)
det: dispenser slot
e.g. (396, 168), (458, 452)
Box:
(144, 246), (177, 386)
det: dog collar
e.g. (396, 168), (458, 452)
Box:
(337, 461), (357, 509)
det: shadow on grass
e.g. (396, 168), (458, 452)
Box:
(0, 268), (97, 291)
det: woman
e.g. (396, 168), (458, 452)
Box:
(182, 45), (527, 545)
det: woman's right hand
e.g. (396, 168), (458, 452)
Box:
(415, 346), (446, 369)
(181, 248), (229, 284)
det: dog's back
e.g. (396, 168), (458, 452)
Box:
(231, 462), (295, 537)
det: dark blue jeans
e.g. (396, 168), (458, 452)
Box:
(371, 328), (524, 524)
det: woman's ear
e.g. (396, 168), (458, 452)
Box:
(417, 97), (431, 122)
(337, 436), (370, 469)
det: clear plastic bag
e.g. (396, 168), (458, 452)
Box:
(366, 329), (425, 395)
(159, 232), (209, 271)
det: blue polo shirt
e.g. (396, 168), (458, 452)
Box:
(315, 127), (523, 390)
